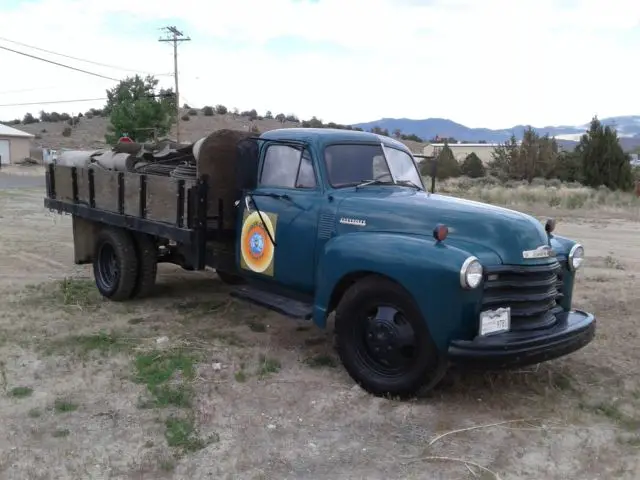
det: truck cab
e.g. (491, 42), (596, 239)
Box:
(44, 127), (596, 399)
(232, 128), (595, 397)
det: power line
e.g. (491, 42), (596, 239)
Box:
(0, 92), (175, 108)
(0, 36), (172, 77)
(0, 97), (106, 107)
(159, 26), (191, 143)
(0, 44), (119, 81)
(0, 85), (66, 96)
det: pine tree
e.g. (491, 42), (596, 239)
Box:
(461, 152), (486, 178)
(577, 117), (633, 191)
(435, 141), (461, 179)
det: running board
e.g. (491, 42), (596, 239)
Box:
(230, 286), (313, 320)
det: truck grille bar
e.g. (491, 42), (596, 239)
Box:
(482, 260), (566, 331)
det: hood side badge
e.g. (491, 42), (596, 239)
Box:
(340, 217), (366, 227)
(522, 245), (555, 259)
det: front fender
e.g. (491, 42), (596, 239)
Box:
(313, 232), (484, 351)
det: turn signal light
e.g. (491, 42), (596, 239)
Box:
(545, 218), (556, 234)
(433, 224), (448, 242)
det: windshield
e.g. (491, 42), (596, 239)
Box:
(383, 146), (424, 188)
(324, 144), (423, 189)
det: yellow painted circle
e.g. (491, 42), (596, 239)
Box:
(240, 211), (275, 273)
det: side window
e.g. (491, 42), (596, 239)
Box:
(296, 151), (316, 188)
(260, 145), (316, 189)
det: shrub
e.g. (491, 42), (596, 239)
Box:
(460, 153), (485, 178)
(62, 126), (72, 137)
(188, 109), (198, 116)
(202, 106), (214, 116)
(215, 104), (228, 114)
(181, 114), (190, 121)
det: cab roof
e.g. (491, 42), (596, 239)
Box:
(259, 128), (412, 152)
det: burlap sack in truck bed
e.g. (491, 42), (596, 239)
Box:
(195, 129), (260, 230)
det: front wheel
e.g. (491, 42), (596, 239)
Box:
(335, 275), (445, 398)
(92, 227), (139, 301)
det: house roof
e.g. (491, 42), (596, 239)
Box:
(0, 124), (35, 138)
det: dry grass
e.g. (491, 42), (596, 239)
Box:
(432, 176), (640, 219)
(1, 171), (640, 479)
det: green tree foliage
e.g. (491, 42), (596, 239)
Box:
(240, 109), (258, 121)
(275, 113), (286, 123)
(554, 150), (583, 183)
(104, 75), (175, 143)
(265, 110), (273, 119)
(460, 152), (486, 178)
(488, 127), (558, 182)
(215, 104), (227, 114)
(22, 113), (38, 124)
(575, 117), (633, 191)
(435, 142), (461, 179)
(202, 106), (214, 116)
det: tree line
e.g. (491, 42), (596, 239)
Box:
(421, 120), (637, 191)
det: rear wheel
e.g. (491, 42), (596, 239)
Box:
(334, 275), (446, 398)
(130, 233), (158, 299)
(92, 227), (139, 301)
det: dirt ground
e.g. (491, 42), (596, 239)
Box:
(1, 168), (640, 480)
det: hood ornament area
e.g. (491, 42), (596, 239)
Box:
(522, 245), (555, 259)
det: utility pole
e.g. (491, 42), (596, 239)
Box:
(158, 26), (190, 143)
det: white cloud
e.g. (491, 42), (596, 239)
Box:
(0, 0), (638, 129)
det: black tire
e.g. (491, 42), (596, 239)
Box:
(216, 270), (246, 285)
(92, 227), (139, 301)
(335, 275), (445, 398)
(130, 233), (158, 299)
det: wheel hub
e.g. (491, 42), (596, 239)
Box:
(361, 306), (417, 373)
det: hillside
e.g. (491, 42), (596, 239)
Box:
(16, 110), (427, 154)
(353, 115), (640, 152)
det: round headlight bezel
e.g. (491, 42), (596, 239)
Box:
(568, 243), (584, 271)
(460, 256), (483, 289)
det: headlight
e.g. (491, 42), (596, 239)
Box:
(460, 256), (483, 289)
(568, 243), (584, 271)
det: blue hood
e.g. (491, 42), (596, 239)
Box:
(332, 187), (552, 266)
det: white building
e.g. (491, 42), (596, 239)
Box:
(0, 124), (34, 165)
(422, 143), (500, 165)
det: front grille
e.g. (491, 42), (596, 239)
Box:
(482, 260), (565, 332)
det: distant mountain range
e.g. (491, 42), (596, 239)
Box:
(352, 115), (640, 152)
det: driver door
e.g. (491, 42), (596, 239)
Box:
(236, 142), (321, 294)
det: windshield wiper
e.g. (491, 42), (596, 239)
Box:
(395, 179), (422, 190)
(355, 178), (394, 189)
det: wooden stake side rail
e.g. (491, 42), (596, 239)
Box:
(44, 163), (210, 269)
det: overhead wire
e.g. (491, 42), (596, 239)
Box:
(0, 97), (107, 107)
(0, 36), (171, 77)
(0, 44), (119, 81)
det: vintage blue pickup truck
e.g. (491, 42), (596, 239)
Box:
(44, 127), (596, 398)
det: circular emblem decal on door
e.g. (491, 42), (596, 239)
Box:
(240, 211), (276, 273)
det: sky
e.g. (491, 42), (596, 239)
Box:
(0, 0), (639, 129)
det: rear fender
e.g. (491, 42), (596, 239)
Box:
(313, 232), (483, 351)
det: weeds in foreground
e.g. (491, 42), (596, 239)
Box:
(134, 349), (197, 408)
(164, 416), (218, 453)
(9, 386), (33, 398)
(46, 330), (132, 357)
(257, 354), (281, 378)
(304, 354), (338, 369)
(54, 399), (78, 414)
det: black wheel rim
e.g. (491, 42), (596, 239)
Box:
(353, 305), (418, 377)
(97, 242), (119, 290)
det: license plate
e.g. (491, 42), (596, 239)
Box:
(479, 307), (511, 336)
